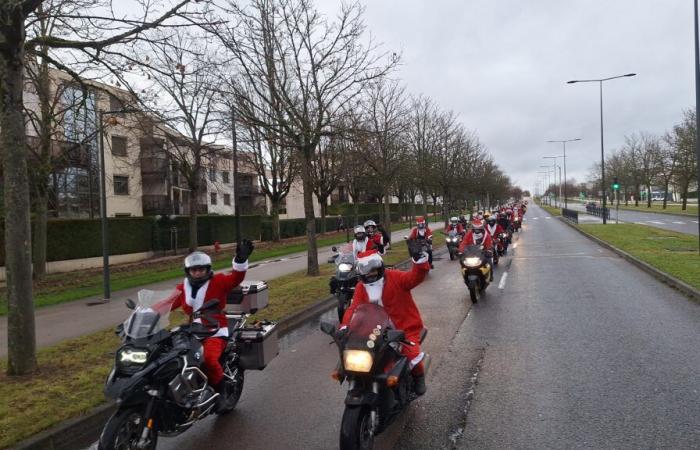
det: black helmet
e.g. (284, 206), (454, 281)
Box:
(183, 251), (213, 288)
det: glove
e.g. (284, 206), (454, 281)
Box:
(234, 239), (254, 263)
(407, 240), (423, 260)
(376, 243), (385, 254)
(412, 251), (429, 264)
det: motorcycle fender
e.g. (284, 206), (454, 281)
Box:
(344, 389), (379, 407)
(104, 363), (156, 400)
(467, 274), (479, 283)
(480, 266), (490, 276)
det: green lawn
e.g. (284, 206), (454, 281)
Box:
(0, 238), (433, 448)
(579, 223), (700, 291)
(0, 224), (414, 316)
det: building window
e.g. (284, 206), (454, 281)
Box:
(115, 213), (132, 218)
(111, 135), (127, 156)
(222, 171), (230, 183)
(224, 194), (231, 206)
(210, 192), (217, 205)
(113, 176), (129, 195)
(209, 168), (216, 182)
(109, 94), (123, 112)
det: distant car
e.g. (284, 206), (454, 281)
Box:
(585, 201), (597, 212)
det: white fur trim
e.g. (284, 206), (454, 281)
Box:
(413, 253), (429, 265)
(232, 258), (248, 272)
(409, 352), (425, 369)
(185, 278), (228, 338)
(364, 278), (384, 305)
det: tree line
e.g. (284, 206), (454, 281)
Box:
(0, 0), (519, 375)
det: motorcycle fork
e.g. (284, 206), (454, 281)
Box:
(137, 389), (160, 448)
(370, 381), (380, 435)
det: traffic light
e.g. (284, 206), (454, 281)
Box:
(612, 177), (620, 191)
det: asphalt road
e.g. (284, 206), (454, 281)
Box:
(0, 228), (412, 357)
(83, 203), (700, 449)
(566, 202), (699, 235)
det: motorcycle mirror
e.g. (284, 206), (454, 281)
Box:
(385, 329), (405, 343)
(320, 321), (337, 336)
(403, 236), (408, 240)
(125, 298), (136, 310)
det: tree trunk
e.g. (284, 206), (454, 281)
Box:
(270, 198), (281, 242)
(646, 185), (652, 208)
(420, 188), (428, 217)
(409, 194), (416, 224)
(681, 182), (690, 210)
(32, 188), (48, 280)
(634, 184), (640, 206)
(383, 185), (392, 234)
(319, 198), (327, 234)
(1, 14), (37, 375)
(663, 182), (669, 209)
(188, 188), (198, 252)
(353, 198), (359, 226)
(301, 146), (318, 275)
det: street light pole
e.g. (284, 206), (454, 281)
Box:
(695, 0), (700, 252)
(96, 108), (140, 303)
(547, 138), (581, 209)
(567, 73), (636, 224)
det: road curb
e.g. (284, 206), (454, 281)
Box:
(12, 253), (418, 450)
(557, 216), (700, 302)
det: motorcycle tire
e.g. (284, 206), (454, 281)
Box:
(98, 406), (158, 450)
(449, 250), (455, 261)
(337, 293), (351, 322)
(217, 366), (245, 415)
(340, 406), (374, 450)
(468, 285), (479, 304)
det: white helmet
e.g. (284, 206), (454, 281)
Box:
(363, 220), (377, 234)
(183, 251), (213, 286)
(450, 216), (459, 225)
(354, 225), (367, 240)
(356, 251), (385, 284)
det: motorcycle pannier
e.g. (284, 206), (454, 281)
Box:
(226, 280), (269, 313)
(236, 322), (278, 370)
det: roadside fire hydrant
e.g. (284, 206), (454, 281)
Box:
(214, 240), (221, 253)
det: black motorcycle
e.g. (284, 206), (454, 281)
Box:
(99, 289), (277, 450)
(321, 304), (428, 450)
(444, 229), (462, 260)
(329, 244), (359, 321)
(497, 231), (509, 256)
(459, 245), (492, 304)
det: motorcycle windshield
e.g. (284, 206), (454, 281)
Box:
(448, 230), (458, 238)
(123, 289), (180, 339)
(462, 245), (483, 258)
(336, 243), (355, 265)
(345, 303), (394, 347)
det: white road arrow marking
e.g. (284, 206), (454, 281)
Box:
(498, 272), (508, 290)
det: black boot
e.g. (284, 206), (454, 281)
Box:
(413, 375), (427, 396)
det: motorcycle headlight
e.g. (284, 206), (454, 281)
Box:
(338, 263), (353, 272)
(514, 218), (520, 222)
(464, 257), (482, 267)
(117, 348), (149, 371)
(343, 350), (373, 373)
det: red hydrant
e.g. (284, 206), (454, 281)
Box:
(214, 240), (221, 253)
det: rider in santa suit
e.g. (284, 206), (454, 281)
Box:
(351, 225), (379, 258)
(158, 240), (254, 408)
(340, 248), (431, 395)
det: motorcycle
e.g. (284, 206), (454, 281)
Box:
(99, 288), (277, 450)
(444, 229), (462, 260)
(497, 231), (509, 256)
(513, 216), (521, 232)
(320, 303), (428, 450)
(459, 245), (492, 304)
(329, 243), (359, 321)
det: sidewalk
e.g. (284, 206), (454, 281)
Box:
(0, 228), (411, 357)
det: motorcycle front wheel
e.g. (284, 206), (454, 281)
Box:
(340, 406), (374, 450)
(337, 293), (351, 322)
(217, 365), (245, 415)
(98, 406), (157, 450)
(468, 283), (479, 304)
(449, 249), (455, 261)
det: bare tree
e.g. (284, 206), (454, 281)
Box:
(657, 134), (679, 209)
(219, 0), (396, 275)
(0, 0), (204, 376)
(137, 29), (225, 251)
(669, 109), (697, 210)
(312, 133), (346, 233)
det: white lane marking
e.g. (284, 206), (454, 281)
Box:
(647, 221), (665, 225)
(693, 221), (699, 224)
(635, 222), (645, 225)
(533, 217), (539, 220)
(672, 221), (686, 225)
(545, 216), (551, 219)
(498, 272), (508, 290)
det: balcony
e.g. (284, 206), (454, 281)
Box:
(238, 184), (263, 197)
(140, 156), (168, 174)
(142, 194), (172, 216)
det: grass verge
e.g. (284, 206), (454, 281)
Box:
(539, 204), (561, 216)
(0, 235), (441, 448)
(578, 223), (700, 291)
(615, 203), (698, 217)
(0, 224), (414, 316)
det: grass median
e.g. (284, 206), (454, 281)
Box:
(578, 223), (700, 291)
(0, 223), (415, 316)
(0, 234), (443, 448)
(615, 203), (698, 217)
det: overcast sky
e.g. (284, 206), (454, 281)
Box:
(317, 0), (695, 195)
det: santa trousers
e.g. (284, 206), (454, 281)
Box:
(202, 337), (227, 387)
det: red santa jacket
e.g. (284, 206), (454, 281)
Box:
(341, 261), (430, 341)
(485, 222), (504, 239)
(444, 223), (465, 235)
(408, 226), (433, 241)
(163, 260), (247, 333)
(352, 237), (377, 258)
(458, 231), (493, 253)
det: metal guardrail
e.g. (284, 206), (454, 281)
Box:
(562, 208), (579, 224)
(585, 205), (611, 219)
